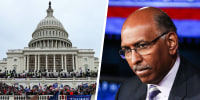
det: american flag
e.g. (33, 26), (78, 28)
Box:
(106, 0), (200, 39)
(39, 83), (42, 89)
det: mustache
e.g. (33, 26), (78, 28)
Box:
(133, 65), (152, 72)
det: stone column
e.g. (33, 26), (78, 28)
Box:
(38, 55), (40, 72)
(75, 55), (77, 71)
(35, 55), (37, 72)
(46, 55), (48, 72)
(65, 55), (67, 72)
(24, 55), (26, 72)
(53, 54), (56, 72)
(27, 55), (29, 72)
(56, 40), (57, 48)
(72, 54), (75, 71)
(61, 54), (63, 70)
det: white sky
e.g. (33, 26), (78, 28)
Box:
(0, 0), (108, 60)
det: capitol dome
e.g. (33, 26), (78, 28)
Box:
(29, 2), (72, 48)
(36, 16), (65, 31)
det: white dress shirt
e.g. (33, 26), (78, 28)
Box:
(146, 55), (180, 100)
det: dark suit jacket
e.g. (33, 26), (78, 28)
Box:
(115, 56), (200, 100)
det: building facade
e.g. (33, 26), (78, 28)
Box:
(0, 2), (99, 74)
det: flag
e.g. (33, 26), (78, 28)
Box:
(61, 84), (63, 88)
(25, 87), (29, 92)
(39, 83), (42, 89)
(44, 84), (47, 88)
(106, 0), (200, 39)
(49, 91), (59, 100)
(53, 83), (58, 88)
(83, 83), (88, 88)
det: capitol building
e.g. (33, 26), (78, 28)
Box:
(0, 2), (98, 99)
(0, 2), (99, 74)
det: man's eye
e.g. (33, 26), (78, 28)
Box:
(137, 44), (148, 48)
(124, 49), (131, 53)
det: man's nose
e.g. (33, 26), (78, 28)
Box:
(131, 50), (142, 65)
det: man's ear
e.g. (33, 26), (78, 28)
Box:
(166, 32), (178, 55)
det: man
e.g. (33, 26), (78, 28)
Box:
(115, 7), (200, 100)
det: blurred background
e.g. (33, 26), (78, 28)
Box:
(97, 0), (200, 100)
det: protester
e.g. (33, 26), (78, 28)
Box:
(0, 82), (96, 96)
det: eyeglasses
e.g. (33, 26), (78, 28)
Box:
(119, 32), (169, 59)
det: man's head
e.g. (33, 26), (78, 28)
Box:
(121, 7), (178, 84)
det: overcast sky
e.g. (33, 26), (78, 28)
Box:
(0, 0), (108, 60)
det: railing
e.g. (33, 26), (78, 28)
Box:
(0, 95), (93, 100)
(60, 78), (73, 80)
(0, 77), (96, 80)
(0, 95), (67, 100)
(0, 95), (9, 100)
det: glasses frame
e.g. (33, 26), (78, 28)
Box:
(119, 32), (169, 59)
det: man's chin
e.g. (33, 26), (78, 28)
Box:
(139, 77), (160, 84)
(138, 76), (155, 84)
(140, 79), (152, 84)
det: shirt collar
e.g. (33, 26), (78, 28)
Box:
(147, 55), (180, 99)
(157, 55), (180, 87)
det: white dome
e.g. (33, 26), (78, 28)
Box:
(36, 17), (65, 30)
(28, 2), (72, 48)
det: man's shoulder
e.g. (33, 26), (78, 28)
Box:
(180, 56), (200, 76)
(178, 56), (200, 85)
(115, 76), (147, 100)
(169, 56), (200, 99)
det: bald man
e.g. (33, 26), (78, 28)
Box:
(116, 7), (200, 100)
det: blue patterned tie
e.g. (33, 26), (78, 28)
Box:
(149, 85), (161, 100)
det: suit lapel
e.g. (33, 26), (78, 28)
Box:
(137, 84), (147, 100)
(168, 56), (187, 100)
(133, 83), (147, 100)
(127, 79), (147, 100)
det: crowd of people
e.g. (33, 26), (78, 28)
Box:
(0, 82), (96, 96)
(0, 70), (97, 78)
